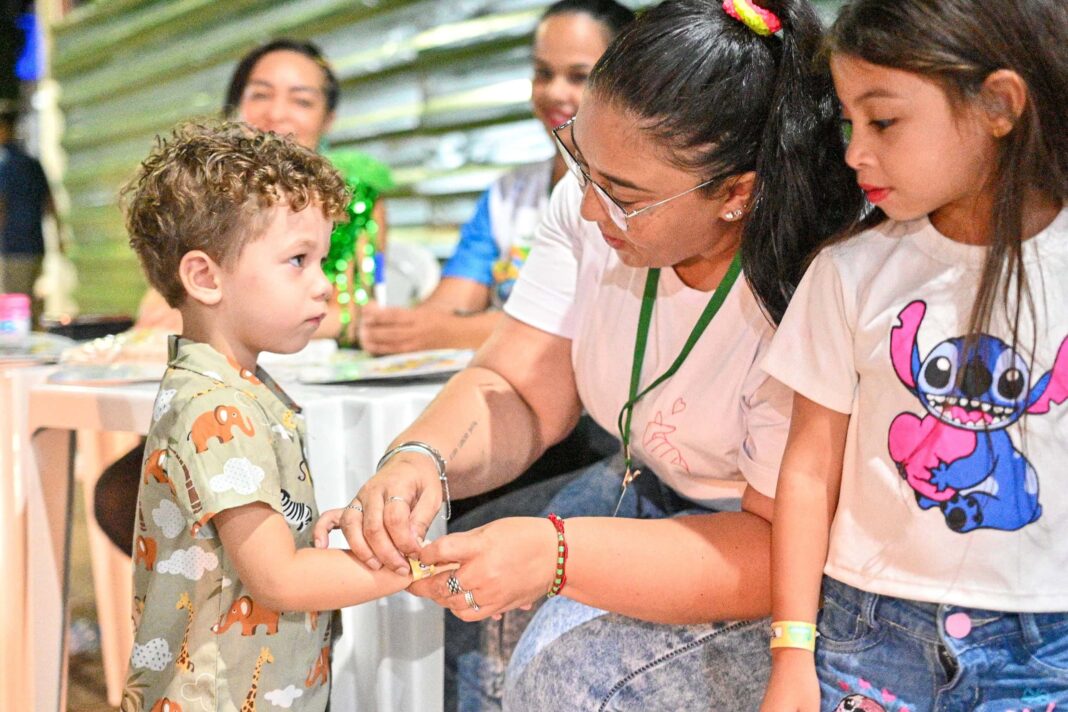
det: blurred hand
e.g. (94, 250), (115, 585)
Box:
(408, 517), (558, 621)
(135, 288), (182, 332)
(359, 304), (442, 355)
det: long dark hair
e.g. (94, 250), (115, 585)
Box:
(588, 0), (863, 324)
(222, 39), (340, 118)
(542, 0), (636, 36)
(829, 0), (1068, 340)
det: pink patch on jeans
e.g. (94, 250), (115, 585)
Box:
(945, 612), (972, 639)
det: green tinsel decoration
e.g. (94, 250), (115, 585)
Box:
(322, 150), (395, 338)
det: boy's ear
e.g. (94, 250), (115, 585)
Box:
(980, 69), (1028, 138)
(179, 250), (224, 306)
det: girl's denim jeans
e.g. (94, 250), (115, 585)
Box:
(818, 576), (1068, 711)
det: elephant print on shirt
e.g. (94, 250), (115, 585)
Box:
(189, 405), (255, 454)
(143, 448), (177, 496)
(135, 535), (158, 571)
(211, 595), (281, 636)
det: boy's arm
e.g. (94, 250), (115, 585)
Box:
(215, 502), (410, 612)
(760, 394), (849, 712)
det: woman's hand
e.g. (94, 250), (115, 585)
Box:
(408, 517), (558, 621)
(313, 454), (444, 576)
(359, 304), (443, 355)
(759, 650), (821, 712)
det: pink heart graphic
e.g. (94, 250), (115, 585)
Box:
(837, 681), (850, 691)
(887, 413), (977, 501)
(881, 688), (897, 703)
(672, 398), (686, 415)
(858, 678), (871, 689)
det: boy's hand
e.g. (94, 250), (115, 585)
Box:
(759, 649), (821, 712)
(336, 453), (444, 576)
(312, 508), (348, 548)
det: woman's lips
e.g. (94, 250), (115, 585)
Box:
(860, 184), (890, 204)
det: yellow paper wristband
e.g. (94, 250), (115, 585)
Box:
(769, 620), (818, 651)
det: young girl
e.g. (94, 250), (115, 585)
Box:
(760, 0), (1068, 709)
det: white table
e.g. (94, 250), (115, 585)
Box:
(0, 364), (55, 712)
(24, 375), (446, 712)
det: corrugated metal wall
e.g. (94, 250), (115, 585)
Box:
(51, 0), (839, 314)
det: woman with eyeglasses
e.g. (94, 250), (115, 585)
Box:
(315, 0), (864, 709)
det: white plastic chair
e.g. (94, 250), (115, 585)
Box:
(384, 241), (440, 307)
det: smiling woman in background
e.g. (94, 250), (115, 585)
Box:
(358, 0), (635, 356)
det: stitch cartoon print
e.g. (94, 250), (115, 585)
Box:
(887, 300), (1068, 532)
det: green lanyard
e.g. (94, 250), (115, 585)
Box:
(612, 252), (743, 516)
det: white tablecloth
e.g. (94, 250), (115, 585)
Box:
(21, 374), (446, 712)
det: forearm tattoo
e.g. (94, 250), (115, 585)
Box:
(449, 420), (478, 462)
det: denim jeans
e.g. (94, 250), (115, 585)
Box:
(447, 454), (770, 711)
(818, 576), (1068, 711)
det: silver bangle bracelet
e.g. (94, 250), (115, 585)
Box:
(376, 441), (451, 521)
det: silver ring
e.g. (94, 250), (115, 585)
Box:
(345, 502), (364, 513)
(386, 496), (409, 505)
(464, 590), (480, 612)
(446, 574), (463, 596)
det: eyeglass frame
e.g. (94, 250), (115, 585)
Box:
(551, 116), (720, 232)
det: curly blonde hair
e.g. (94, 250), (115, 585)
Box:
(123, 120), (351, 307)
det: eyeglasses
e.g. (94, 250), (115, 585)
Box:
(552, 116), (718, 232)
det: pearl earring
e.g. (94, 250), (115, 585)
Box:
(724, 209), (743, 221)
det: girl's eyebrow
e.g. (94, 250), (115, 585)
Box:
(855, 88), (900, 102)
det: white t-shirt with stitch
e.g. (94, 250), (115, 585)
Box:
(763, 209), (1068, 611)
(505, 175), (791, 502)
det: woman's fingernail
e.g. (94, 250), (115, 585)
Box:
(367, 558), (381, 570)
(394, 565), (411, 576)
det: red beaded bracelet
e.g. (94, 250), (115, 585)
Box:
(546, 513), (568, 597)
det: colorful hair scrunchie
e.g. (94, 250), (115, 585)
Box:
(722, 0), (782, 36)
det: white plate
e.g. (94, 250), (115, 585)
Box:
(47, 362), (168, 386)
(297, 349), (473, 384)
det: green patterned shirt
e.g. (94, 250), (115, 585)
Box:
(123, 337), (334, 712)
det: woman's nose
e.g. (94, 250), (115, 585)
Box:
(577, 181), (607, 224)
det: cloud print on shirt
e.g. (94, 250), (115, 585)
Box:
(153, 388), (177, 422)
(265, 686), (304, 708)
(156, 545), (219, 580)
(152, 498), (184, 539)
(209, 457), (265, 495)
(131, 637), (173, 671)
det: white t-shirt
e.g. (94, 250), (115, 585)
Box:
(505, 175), (791, 501)
(764, 209), (1068, 611)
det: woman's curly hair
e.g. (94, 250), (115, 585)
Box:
(123, 120), (351, 307)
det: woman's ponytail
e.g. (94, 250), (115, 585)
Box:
(741, 0), (864, 323)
